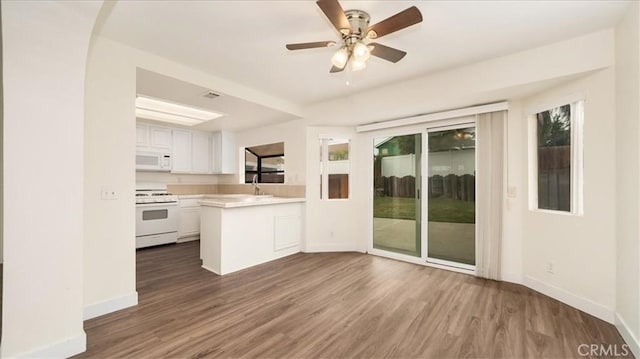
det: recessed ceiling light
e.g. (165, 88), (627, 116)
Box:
(135, 96), (223, 126)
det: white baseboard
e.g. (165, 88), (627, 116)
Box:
(523, 276), (614, 323)
(9, 331), (86, 358)
(202, 264), (220, 275)
(616, 312), (640, 358)
(83, 292), (138, 320)
(304, 242), (361, 253)
(499, 271), (523, 285)
(177, 235), (199, 243)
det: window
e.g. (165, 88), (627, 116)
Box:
(529, 101), (584, 214)
(320, 137), (350, 199)
(244, 142), (285, 183)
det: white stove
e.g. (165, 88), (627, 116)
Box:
(135, 183), (178, 249)
(135, 191), (179, 204)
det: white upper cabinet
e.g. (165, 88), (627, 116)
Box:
(149, 126), (172, 150)
(192, 131), (211, 174)
(172, 129), (213, 174)
(136, 124), (149, 148)
(212, 131), (237, 174)
(137, 123), (172, 153)
(172, 130), (192, 173)
(137, 120), (237, 175)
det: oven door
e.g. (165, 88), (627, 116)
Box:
(135, 202), (178, 237)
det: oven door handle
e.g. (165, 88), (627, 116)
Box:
(136, 202), (178, 208)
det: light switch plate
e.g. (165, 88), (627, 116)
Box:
(101, 186), (118, 200)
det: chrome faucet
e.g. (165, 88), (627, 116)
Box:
(252, 174), (261, 195)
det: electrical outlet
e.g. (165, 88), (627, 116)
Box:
(507, 186), (517, 198)
(101, 187), (118, 200)
(546, 261), (555, 274)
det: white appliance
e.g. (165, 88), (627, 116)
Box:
(136, 152), (172, 172)
(135, 183), (179, 248)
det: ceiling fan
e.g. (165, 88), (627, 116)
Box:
(286, 0), (423, 73)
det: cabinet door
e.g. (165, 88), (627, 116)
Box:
(136, 124), (149, 149)
(212, 131), (237, 174)
(149, 126), (172, 150)
(179, 207), (201, 238)
(172, 130), (192, 173)
(192, 132), (211, 174)
(219, 131), (237, 174)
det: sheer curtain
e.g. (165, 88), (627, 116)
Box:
(476, 111), (506, 280)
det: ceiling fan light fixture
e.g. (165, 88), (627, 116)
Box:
(352, 41), (370, 62)
(351, 59), (367, 71)
(331, 47), (349, 69)
(285, 0), (423, 74)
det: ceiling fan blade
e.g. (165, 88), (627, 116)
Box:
(286, 41), (336, 51)
(316, 0), (352, 34)
(329, 65), (345, 73)
(369, 43), (407, 63)
(367, 6), (423, 39)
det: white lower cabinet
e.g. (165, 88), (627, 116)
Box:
(178, 198), (201, 242)
(200, 202), (303, 275)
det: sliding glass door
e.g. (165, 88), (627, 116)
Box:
(426, 126), (476, 268)
(371, 122), (476, 270)
(373, 134), (421, 257)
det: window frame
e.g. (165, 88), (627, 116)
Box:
(319, 136), (351, 201)
(244, 147), (285, 184)
(527, 99), (584, 215)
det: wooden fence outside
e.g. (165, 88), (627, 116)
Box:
(375, 174), (476, 201)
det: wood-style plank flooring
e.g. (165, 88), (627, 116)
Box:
(77, 241), (631, 358)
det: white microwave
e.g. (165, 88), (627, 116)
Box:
(136, 152), (171, 172)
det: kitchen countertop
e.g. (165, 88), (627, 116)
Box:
(199, 195), (305, 208)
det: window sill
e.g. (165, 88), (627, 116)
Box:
(528, 208), (583, 217)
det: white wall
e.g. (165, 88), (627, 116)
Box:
(2, 1), (102, 357)
(305, 29), (614, 127)
(0, 0), (3, 266)
(136, 171), (218, 185)
(502, 101), (525, 283)
(519, 69), (617, 323)
(84, 33), (138, 319)
(614, 1), (640, 354)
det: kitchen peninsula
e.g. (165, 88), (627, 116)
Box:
(200, 195), (305, 275)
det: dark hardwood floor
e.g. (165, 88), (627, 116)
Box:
(77, 241), (631, 358)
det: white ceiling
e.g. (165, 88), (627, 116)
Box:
(99, 1), (628, 106)
(136, 69), (298, 132)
